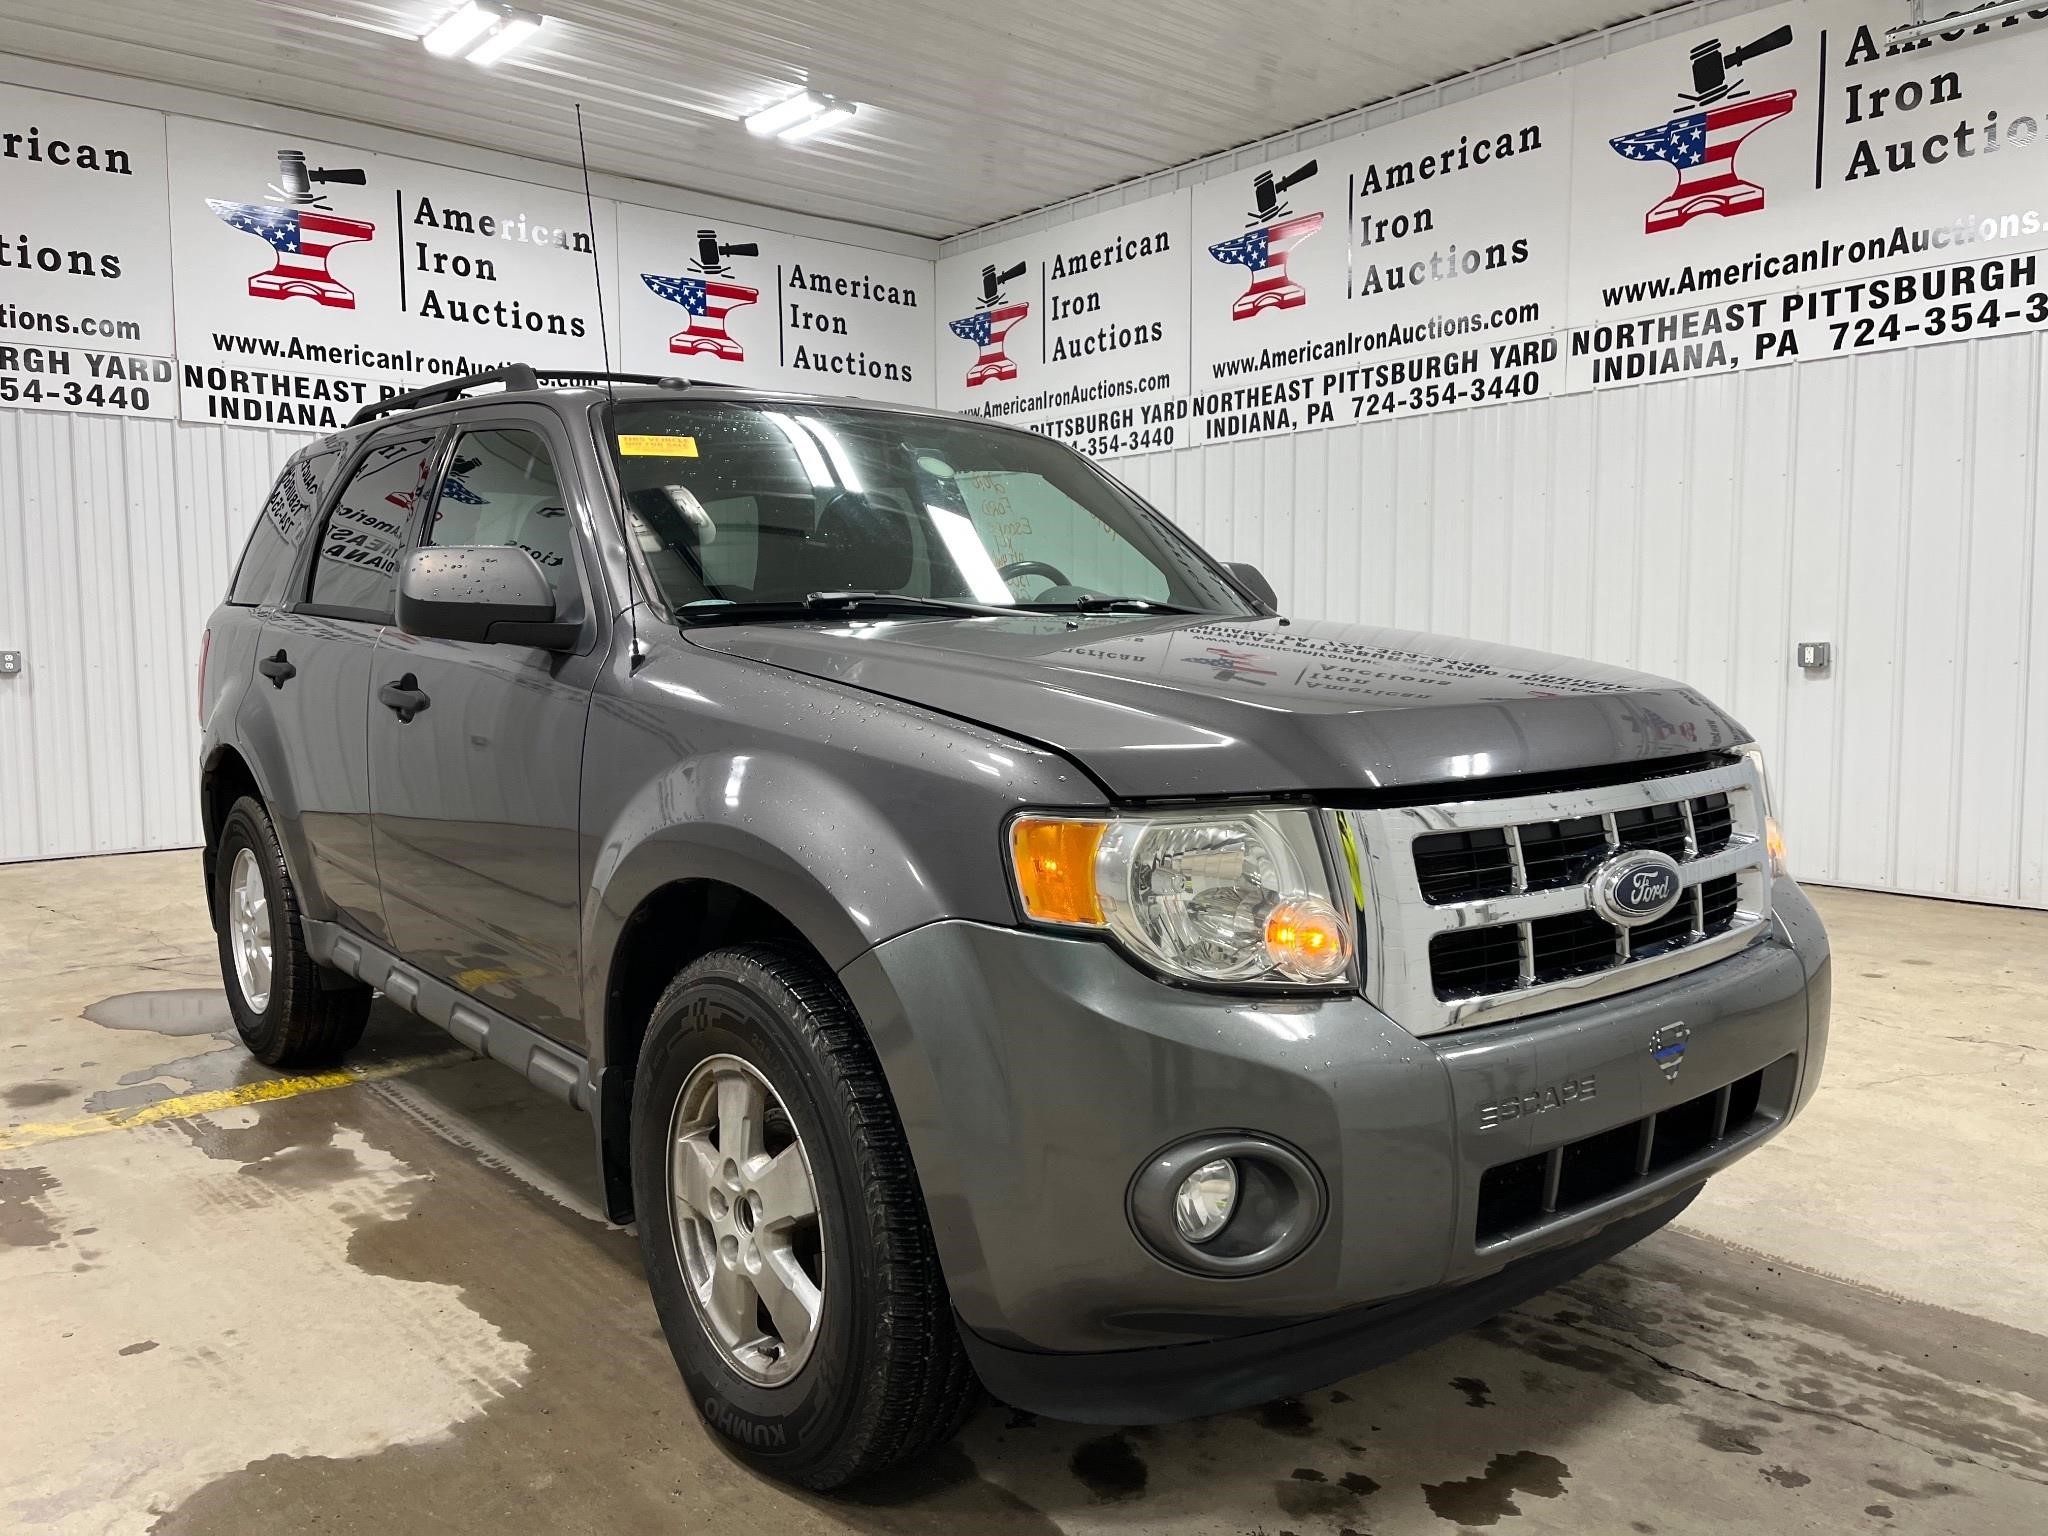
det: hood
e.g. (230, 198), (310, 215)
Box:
(683, 614), (1748, 799)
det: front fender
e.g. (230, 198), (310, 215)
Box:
(583, 749), (882, 1022)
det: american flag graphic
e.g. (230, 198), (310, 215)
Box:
(1208, 211), (1323, 319)
(642, 273), (759, 361)
(207, 199), (376, 309)
(1609, 89), (1796, 234)
(947, 302), (1030, 387)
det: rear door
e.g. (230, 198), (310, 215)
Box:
(254, 431), (437, 940)
(367, 412), (603, 1045)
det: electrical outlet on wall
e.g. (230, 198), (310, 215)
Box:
(0, 651), (22, 676)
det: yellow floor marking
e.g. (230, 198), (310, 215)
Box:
(0, 1049), (474, 1153)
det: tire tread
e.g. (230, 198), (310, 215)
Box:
(648, 943), (978, 1488)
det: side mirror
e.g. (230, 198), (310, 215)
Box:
(1227, 561), (1279, 611)
(397, 546), (576, 649)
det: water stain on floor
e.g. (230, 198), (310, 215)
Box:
(0, 1165), (61, 1247)
(1421, 1449), (1571, 1526)
(3, 1081), (73, 1109)
(1068, 1432), (1148, 1501)
(83, 988), (233, 1037)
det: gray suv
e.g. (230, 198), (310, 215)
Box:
(198, 365), (1830, 1489)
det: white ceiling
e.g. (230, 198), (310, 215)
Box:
(0, 0), (1682, 238)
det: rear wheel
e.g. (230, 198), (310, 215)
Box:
(214, 796), (371, 1067)
(631, 945), (977, 1489)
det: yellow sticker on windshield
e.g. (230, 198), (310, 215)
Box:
(617, 434), (698, 457)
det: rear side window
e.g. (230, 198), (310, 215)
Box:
(305, 435), (437, 619)
(228, 448), (340, 606)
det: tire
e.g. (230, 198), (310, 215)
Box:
(214, 795), (371, 1068)
(631, 944), (977, 1489)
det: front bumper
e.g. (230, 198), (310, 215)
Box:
(837, 882), (1829, 1406)
(962, 1185), (1700, 1424)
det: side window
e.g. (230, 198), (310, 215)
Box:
(306, 435), (436, 618)
(425, 428), (578, 605)
(228, 447), (340, 605)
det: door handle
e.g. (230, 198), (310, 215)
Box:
(257, 650), (296, 688)
(378, 673), (431, 723)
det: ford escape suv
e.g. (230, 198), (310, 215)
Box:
(199, 365), (1830, 1489)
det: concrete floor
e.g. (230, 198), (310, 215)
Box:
(1, 852), (2043, 1535)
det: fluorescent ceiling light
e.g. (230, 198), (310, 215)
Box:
(422, 1), (500, 56)
(745, 91), (827, 137)
(465, 11), (544, 65)
(777, 102), (856, 142)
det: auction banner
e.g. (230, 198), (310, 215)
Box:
(1567, 0), (2048, 390)
(615, 201), (932, 405)
(934, 189), (1192, 455)
(0, 83), (176, 419)
(1188, 72), (1574, 445)
(167, 115), (617, 429)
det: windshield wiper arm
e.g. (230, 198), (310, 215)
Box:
(802, 591), (1031, 618)
(1031, 595), (1204, 614)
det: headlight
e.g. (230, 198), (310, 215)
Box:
(1008, 808), (1354, 987)
(1738, 744), (1789, 879)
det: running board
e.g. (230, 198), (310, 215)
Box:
(303, 919), (593, 1112)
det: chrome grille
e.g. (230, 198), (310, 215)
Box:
(1339, 758), (1772, 1036)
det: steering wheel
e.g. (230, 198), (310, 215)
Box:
(998, 559), (1073, 589)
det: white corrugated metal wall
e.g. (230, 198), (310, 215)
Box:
(0, 412), (311, 861)
(1100, 332), (2048, 909)
(6, 0), (2046, 910)
(6, 290), (2045, 908)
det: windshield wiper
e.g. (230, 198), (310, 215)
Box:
(803, 591), (1032, 618)
(1026, 595), (1205, 614)
(675, 591), (1030, 624)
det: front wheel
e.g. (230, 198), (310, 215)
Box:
(631, 946), (976, 1489)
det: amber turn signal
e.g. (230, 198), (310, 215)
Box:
(1262, 897), (1352, 982)
(1010, 817), (1107, 925)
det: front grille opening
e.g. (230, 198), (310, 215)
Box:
(1518, 815), (1610, 889)
(1414, 828), (1514, 904)
(1629, 898), (1698, 959)
(1473, 1061), (1782, 1244)
(1530, 911), (1614, 984)
(1555, 1123), (1643, 1208)
(1426, 870), (1753, 1004)
(1474, 1150), (1548, 1242)
(1691, 792), (1734, 855)
(1700, 874), (1740, 934)
(1647, 1090), (1718, 1171)
(1613, 802), (1690, 857)
(1430, 927), (1523, 1000)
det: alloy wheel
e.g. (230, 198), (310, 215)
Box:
(227, 846), (273, 1012)
(667, 1053), (825, 1386)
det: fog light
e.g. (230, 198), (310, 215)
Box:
(1173, 1158), (1237, 1243)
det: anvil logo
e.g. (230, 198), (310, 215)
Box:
(1209, 158), (1322, 320)
(1610, 25), (1798, 234)
(1185, 646), (1276, 685)
(643, 273), (759, 362)
(208, 148), (374, 308)
(948, 260), (1030, 387)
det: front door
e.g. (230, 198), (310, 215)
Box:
(368, 416), (601, 1046)
(257, 431), (438, 941)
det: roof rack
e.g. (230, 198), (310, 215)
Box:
(346, 366), (707, 427)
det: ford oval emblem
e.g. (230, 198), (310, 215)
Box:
(1589, 849), (1685, 926)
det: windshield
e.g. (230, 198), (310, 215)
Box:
(603, 400), (1254, 618)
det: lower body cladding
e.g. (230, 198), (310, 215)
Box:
(837, 883), (1831, 1424)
